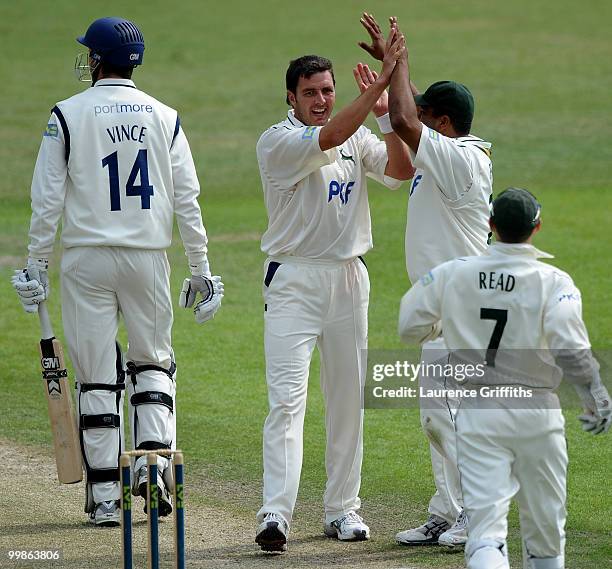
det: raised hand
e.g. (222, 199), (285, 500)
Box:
(353, 63), (388, 117)
(389, 17), (408, 62)
(380, 23), (406, 82)
(358, 12), (385, 61)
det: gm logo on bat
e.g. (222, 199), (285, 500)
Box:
(328, 180), (355, 205)
(41, 357), (60, 370)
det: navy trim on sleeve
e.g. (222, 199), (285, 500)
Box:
(51, 105), (70, 162)
(171, 115), (181, 148)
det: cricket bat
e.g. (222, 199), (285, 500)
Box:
(38, 301), (83, 484)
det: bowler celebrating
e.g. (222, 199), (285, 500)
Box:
(255, 34), (413, 551)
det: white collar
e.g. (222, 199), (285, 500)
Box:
(93, 78), (136, 88)
(487, 241), (554, 259)
(287, 109), (305, 127)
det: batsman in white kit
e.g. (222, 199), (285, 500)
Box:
(12, 17), (223, 526)
(398, 188), (611, 569)
(359, 15), (492, 547)
(254, 36), (414, 552)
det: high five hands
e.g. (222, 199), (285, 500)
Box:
(353, 14), (405, 111)
(359, 13), (406, 63)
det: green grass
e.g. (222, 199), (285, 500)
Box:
(1, 1), (611, 567)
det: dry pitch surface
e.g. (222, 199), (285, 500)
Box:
(0, 439), (463, 569)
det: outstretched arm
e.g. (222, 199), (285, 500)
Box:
(388, 18), (423, 152)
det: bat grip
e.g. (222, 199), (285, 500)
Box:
(38, 301), (55, 340)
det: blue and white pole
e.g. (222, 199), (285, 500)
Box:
(147, 453), (159, 569)
(173, 452), (185, 569)
(120, 454), (132, 569)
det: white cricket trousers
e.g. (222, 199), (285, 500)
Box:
(456, 407), (567, 569)
(419, 338), (463, 524)
(61, 246), (175, 504)
(258, 256), (369, 525)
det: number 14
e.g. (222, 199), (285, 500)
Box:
(102, 149), (154, 211)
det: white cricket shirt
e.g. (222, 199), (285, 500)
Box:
(405, 125), (492, 283)
(399, 243), (592, 387)
(28, 78), (208, 266)
(257, 110), (402, 261)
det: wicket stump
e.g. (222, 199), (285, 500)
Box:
(120, 450), (185, 569)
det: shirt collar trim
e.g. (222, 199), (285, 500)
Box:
(94, 78), (136, 89)
(287, 109), (305, 127)
(487, 242), (554, 259)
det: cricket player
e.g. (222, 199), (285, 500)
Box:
(12, 17), (223, 526)
(360, 14), (492, 546)
(255, 33), (414, 552)
(398, 188), (611, 569)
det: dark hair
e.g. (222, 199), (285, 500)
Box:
(99, 62), (134, 79)
(285, 55), (335, 105)
(429, 107), (471, 136)
(493, 224), (534, 243)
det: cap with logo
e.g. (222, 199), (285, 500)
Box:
(77, 17), (145, 67)
(490, 187), (541, 236)
(414, 80), (474, 131)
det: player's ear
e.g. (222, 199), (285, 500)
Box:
(533, 219), (542, 234)
(440, 115), (452, 134)
(489, 219), (499, 241)
(286, 90), (297, 108)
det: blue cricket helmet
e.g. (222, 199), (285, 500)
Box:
(77, 17), (144, 67)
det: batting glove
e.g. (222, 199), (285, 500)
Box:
(179, 275), (224, 324)
(11, 257), (49, 313)
(27, 256), (50, 295)
(578, 385), (611, 435)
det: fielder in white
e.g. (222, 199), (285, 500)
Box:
(360, 14), (492, 547)
(255, 34), (414, 551)
(12, 17), (223, 526)
(398, 188), (611, 569)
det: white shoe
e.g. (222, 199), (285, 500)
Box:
(324, 511), (370, 541)
(396, 514), (450, 545)
(89, 500), (120, 527)
(256, 512), (289, 552)
(135, 466), (173, 517)
(438, 510), (468, 548)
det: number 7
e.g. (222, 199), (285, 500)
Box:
(480, 308), (508, 367)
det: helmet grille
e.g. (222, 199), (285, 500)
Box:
(114, 21), (144, 45)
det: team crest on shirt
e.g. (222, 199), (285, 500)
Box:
(302, 126), (317, 140)
(429, 129), (440, 141)
(44, 123), (58, 137)
(340, 149), (356, 164)
(420, 271), (434, 286)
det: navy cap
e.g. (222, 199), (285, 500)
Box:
(77, 17), (145, 67)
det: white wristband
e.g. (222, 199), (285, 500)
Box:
(375, 113), (394, 135)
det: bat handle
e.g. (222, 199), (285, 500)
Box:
(38, 301), (55, 340)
